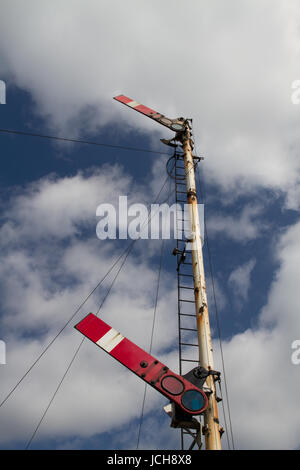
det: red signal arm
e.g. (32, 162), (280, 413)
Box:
(113, 95), (185, 132)
(75, 313), (208, 415)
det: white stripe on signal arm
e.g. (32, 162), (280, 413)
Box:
(96, 328), (124, 353)
(127, 100), (140, 108)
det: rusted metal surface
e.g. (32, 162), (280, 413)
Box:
(179, 124), (222, 450)
(113, 94), (222, 450)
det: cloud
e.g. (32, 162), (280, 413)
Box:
(1, 0), (300, 450)
(228, 258), (256, 304)
(0, 165), (180, 447)
(0, 1), (300, 206)
(0, 159), (300, 449)
(217, 222), (300, 449)
(206, 205), (266, 242)
(206, 276), (227, 314)
(1, 165), (132, 242)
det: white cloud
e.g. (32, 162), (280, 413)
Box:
(206, 205), (266, 242)
(0, 166), (180, 447)
(1, 165), (132, 242)
(217, 222), (300, 449)
(228, 259), (256, 304)
(206, 276), (227, 313)
(0, 160), (300, 449)
(0, 1), (300, 206)
(1, 0), (300, 450)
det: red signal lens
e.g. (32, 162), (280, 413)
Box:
(161, 376), (184, 395)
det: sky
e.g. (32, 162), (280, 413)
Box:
(0, 0), (300, 450)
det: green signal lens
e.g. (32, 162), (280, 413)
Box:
(181, 390), (206, 412)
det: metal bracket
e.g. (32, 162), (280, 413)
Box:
(183, 366), (221, 390)
(183, 423), (203, 450)
(172, 246), (186, 272)
(164, 403), (203, 450)
(160, 138), (177, 148)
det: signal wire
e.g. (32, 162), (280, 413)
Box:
(0, 250), (128, 411)
(189, 121), (234, 449)
(136, 178), (172, 450)
(25, 245), (133, 449)
(0, 128), (171, 156)
(0, 169), (172, 412)
(24, 172), (175, 448)
(196, 162), (235, 450)
(3, 147), (199, 447)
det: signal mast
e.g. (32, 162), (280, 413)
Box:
(76, 95), (223, 450)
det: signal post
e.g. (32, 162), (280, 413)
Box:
(179, 124), (222, 450)
(93, 95), (224, 450)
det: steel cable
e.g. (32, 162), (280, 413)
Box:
(196, 162), (235, 450)
(135, 178), (172, 450)
(24, 173), (175, 448)
(0, 128), (170, 156)
(0, 170), (172, 413)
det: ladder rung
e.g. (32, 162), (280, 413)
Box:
(180, 327), (198, 332)
(175, 191), (187, 195)
(181, 358), (199, 363)
(179, 313), (196, 317)
(178, 273), (193, 278)
(179, 299), (195, 303)
(180, 343), (198, 347)
(179, 286), (194, 290)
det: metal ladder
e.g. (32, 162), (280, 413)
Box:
(173, 152), (203, 450)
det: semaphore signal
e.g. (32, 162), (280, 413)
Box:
(75, 95), (224, 450)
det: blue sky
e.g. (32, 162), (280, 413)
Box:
(0, 0), (300, 450)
